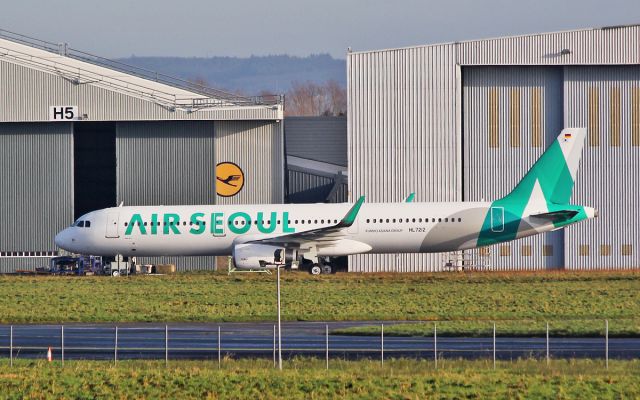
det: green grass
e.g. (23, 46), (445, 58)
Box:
(0, 271), (638, 332)
(0, 358), (637, 399)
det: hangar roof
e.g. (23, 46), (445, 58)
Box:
(0, 29), (282, 121)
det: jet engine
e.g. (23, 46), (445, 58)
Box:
(232, 243), (298, 270)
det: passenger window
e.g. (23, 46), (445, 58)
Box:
(124, 222), (128, 227)
(144, 222), (148, 226)
(366, 219), (370, 223)
(438, 218), (442, 222)
(458, 218), (462, 222)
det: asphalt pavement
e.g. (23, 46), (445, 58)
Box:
(0, 321), (637, 361)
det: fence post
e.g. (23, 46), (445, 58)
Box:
(9, 325), (13, 368)
(605, 319), (609, 369)
(380, 323), (384, 366)
(493, 322), (496, 370)
(546, 322), (549, 366)
(273, 325), (276, 368)
(218, 326), (221, 369)
(61, 325), (64, 366)
(114, 326), (118, 364)
(165, 325), (168, 366)
(325, 324), (329, 370)
(434, 323), (437, 369)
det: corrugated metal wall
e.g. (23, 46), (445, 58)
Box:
(0, 58), (280, 122)
(564, 66), (640, 269)
(463, 66), (564, 270)
(215, 121), (284, 205)
(287, 168), (348, 203)
(285, 117), (348, 166)
(457, 26), (640, 66)
(0, 123), (73, 272)
(116, 121), (217, 270)
(347, 44), (460, 272)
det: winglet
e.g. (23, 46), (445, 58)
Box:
(403, 193), (416, 203)
(338, 196), (365, 227)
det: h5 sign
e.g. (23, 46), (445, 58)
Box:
(49, 106), (79, 121)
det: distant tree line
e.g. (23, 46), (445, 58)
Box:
(284, 80), (347, 117)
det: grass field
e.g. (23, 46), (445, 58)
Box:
(0, 358), (637, 399)
(0, 271), (638, 336)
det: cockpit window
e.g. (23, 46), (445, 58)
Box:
(85, 221), (91, 228)
(75, 220), (85, 227)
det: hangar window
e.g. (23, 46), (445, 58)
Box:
(543, 245), (554, 257)
(500, 245), (511, 256)
(600, 244), (611, 256)
(622, 244), (633, 256)
(579, 245), (589, 256)
(521, 245), (531, 256)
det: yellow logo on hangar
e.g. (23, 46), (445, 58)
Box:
(216, 162), (245, 197)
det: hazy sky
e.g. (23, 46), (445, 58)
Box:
(1, 0), (639, 59)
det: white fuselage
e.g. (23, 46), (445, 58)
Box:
(54, 201), (566, 258)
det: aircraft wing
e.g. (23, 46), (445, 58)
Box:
(246, 196), (365, 247)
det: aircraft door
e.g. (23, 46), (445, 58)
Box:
(105, 213), (120, 238)
(490, 206), (504, 233)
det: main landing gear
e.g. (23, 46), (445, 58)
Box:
(307, 259), (333, 275)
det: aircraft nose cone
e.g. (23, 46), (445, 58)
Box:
(55, 228), (72, 250)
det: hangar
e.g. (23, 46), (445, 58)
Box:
(348, 24), (640, 272)
(0, 30), (284, 272)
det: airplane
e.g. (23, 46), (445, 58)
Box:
(55, 128), (597, 275)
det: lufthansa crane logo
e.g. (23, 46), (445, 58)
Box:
(216, 162), (245, 197)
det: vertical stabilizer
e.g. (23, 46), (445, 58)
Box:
(502, 127), (587, 206)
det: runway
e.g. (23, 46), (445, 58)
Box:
(0, 321), (637, 361)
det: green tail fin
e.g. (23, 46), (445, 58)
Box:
(502, 128), (587, 206)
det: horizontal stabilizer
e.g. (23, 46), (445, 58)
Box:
(530, 210), (578, 221)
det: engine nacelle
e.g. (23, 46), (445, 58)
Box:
(232, 243), (298, 270)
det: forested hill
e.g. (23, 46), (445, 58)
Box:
(116, 54), (346, 95)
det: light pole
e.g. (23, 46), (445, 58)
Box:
(276, 265), (282, 370)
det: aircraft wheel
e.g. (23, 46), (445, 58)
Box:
(111, 270), (120, 277)
(310, 265), (322, 275)
(322, 265), (333, 274)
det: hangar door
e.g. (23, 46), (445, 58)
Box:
(463, 66), (564, 270)
(564, 66), (640, 270)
